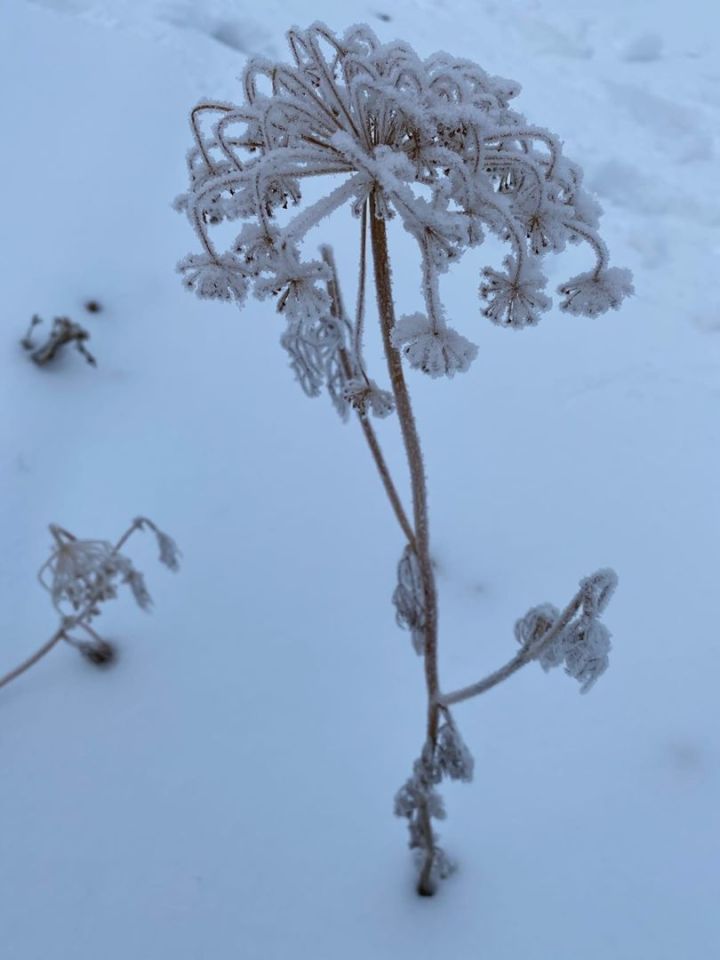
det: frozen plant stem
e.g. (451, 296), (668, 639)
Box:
(370, 193), (441, 895)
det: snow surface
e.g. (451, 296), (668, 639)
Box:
(2, 0), (719, 957)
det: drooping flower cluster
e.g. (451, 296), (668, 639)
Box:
(40, 528), (150, 615)
(342, 377), (394, 417)
(0, 518), (181, 686)
(176, 22), (632, 401)
(515, 568), (617, 692)
(39, 518), (180, 623)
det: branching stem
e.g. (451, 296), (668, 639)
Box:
(369, 191), (440, 895)
(439, 583), (585, 707)
(320, 246), (416, 547)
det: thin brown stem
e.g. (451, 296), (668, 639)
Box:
(354, 201), (369, 380)
(353, 396), (417, 547)
(0, 630), (64, 691)
(190, 102), (232, 169)
(369, 192), (440, 896)
(320, 246), (416, 547)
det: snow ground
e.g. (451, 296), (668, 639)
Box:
(1, 0), (719, 958)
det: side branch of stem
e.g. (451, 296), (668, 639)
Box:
(439, 586), (585, 707)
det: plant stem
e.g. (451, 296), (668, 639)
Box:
(0, 629), (64, 691)
(369, 193), (441, 895)
(320, 244), (416, 547)
(439, 584), (585, 707)
(352, 395), (417, 547)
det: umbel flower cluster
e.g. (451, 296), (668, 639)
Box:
(176, 23), (629, 896)
(176, 21), (632, 397)
(39, 518), (180, 620)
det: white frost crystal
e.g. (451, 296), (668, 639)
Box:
(392, 546), (426, 654)
(392, 314), (478, 378)
(515, 569), (617, 692)
(559, 267), (635, 316)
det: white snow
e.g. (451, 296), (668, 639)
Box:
(2, 1), (719, 958)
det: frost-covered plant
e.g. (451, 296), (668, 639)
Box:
(176, 22), (631, 895)
(0, 518), (180, 691)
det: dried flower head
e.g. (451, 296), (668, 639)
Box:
(391, 312), (478, 377)
(177, 21), (631, 398)
(0, 518), (180, 695)
(39, 527), (146, 617)
(559, 267), (634, 317)
(342, 377), (394, 417)
(38, 519), (180, 623)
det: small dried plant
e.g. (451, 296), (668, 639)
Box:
(176, 22), (632, 895)
(0, 518), (179, 691)
(21, 314), (97, 367)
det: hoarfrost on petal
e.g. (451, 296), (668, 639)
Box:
(480, 256), (551, 329)
(392, 313), (478, 378)
(343, 378), (395, 418)
(516, 569), (617, 692)
(125, 567), (153, 611)
(558, 267), (634, 317)
(177, 254), (249, 304)
(436, 714), (474, 783)
(514, 602), (563, 670)
(392, 545), (426, 654)
(580, 568), (617, 617)
(562, 619), (611, 693)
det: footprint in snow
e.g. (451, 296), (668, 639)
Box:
(606, 82), (714, 163)
(618, 32), (663, 63)
(589, 159), (720, 227)
(161, 2), (277, 58)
